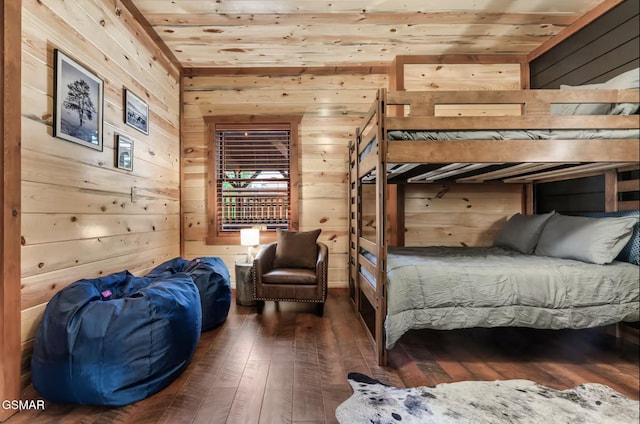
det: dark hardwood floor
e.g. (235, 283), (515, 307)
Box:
(8, 289), (639, 423)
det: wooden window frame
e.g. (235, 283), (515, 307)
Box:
(205, 115), (301, 245)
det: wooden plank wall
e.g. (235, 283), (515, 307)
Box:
(530, 0), (639, 87)
(182, 69), (388, 288)
(404, 63), (522, 89)
(536, 175), (606, 214)
(404, 184), (523, 247)
(365, 183), (523, 248)
(20, 0), (181, 386)
(1, 0), (22, 419)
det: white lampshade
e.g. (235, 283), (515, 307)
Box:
(240, 228), (260, 246)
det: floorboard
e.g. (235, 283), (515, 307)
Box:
(7, 289), (639, 423)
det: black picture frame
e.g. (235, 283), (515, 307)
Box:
(53, 49), (103, 151)
(124, 89), (149, 135)
(115, 134), (134, 171)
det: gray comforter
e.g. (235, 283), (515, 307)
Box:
(384, 246), (639, 349)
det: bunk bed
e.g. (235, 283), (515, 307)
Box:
(348, 85), (640, 366)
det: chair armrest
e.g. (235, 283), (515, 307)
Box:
(316, 242), (329, 287)
(253, 242), (277, 285)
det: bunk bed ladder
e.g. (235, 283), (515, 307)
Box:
(348, 134), (360, 311)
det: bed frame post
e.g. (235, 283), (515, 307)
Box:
(375, 88), (388, 366)
(604, 169), (618, 212)
(388, 183), (405, 247)
(523, 183), (534, 214)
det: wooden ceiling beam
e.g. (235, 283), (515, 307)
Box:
(394, 54), (528, 65)
(143, 12), (578, 26)
(184, 65), (389, 77)
(120, 0), (183, 73)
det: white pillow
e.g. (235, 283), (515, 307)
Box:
(553, 82), (610, 116)
(552, 68), (640, 116)
(493, 212), (555, 254)
(602, 68), (640, 115)
(601, 67), (640, 89)
(534, 213), (637, 264)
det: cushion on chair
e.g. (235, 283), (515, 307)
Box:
(263, 268), (318, 285)
(273, 229), (321, 269)
(146, 256), (232, 331)
(31, 270), (201, 406)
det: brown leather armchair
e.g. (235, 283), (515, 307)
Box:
(253, 241), (328, 316)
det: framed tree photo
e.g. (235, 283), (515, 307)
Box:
(115, 134), (134, 171)
(53, 49), (103, 150)
(124, 89), (149, 135)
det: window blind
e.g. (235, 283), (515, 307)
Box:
(215, 126), (291, 232)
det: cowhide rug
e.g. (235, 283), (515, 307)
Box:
(336, 373), (639, 424)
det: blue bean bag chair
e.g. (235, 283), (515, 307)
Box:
(146, 257), (231, 331)
(31, 270), (201, 406)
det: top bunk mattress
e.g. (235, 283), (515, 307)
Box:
(387, 128), (640, 141)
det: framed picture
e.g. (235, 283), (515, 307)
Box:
(115, 134), (134, 171)
(53, 49), (103, 150)
(124, 89), (149, 135)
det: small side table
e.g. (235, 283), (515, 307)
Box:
(235, 262), (256, 306)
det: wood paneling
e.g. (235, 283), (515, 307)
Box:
(404, 184), (522, 247)
(182, 69), (388, 288)
(527, 0), (625, 62)
(530, 0), (639, 88)
(1, 0), (22, 420)
(536, 175), (605, 214)
(130, 0), (606, 68)
(404, 63), (522, 91)
(19, 0), (180, 387)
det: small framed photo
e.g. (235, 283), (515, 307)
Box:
(53, 49), (103, 150)
(124, 89), (149, 135)
(115, 134), (134, 171)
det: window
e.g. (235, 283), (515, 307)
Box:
(206, 116), (300, 245)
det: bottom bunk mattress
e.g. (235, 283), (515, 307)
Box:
(383, 246), (639, 349)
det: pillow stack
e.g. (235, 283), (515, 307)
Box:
(494, 211), (638, 265)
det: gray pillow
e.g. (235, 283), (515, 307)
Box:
(553, 82), (611, 116)
(603, 68), (640, 115)
(534, 214), (637, 264)
(552, 68), (640, 116)
(493, 212), (555, 254)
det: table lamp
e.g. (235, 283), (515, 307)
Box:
(240, 228), (260, 263)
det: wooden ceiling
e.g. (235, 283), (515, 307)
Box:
(130, 0), (610, 68)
